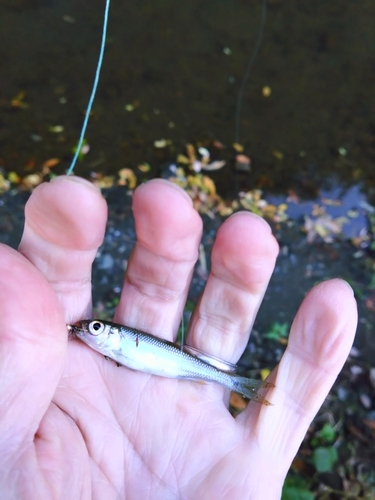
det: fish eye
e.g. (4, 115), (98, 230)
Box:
(88, 321), (105, 336)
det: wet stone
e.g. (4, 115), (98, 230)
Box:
(97, 253), (115, 270)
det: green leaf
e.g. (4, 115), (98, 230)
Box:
(369, 273), (375, 290)
(184, 300), (195, 312)
(264, 322), (289, 341)
(282, 477), (314, 500)
(282, 486), (314, 500)
(71, 138), (87, 161)
(317, 423), (336, 443)
(312, 446), (338, 473)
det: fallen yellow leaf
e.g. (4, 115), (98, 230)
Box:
(233, 142), (244, 153)
(118, 168), (137, 189)
(202, 175), (216, 195)
(8, 171), (21, 184)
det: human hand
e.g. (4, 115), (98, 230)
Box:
(0, 176), (357, 499)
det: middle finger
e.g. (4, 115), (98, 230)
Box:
(114, 179), (203, 340)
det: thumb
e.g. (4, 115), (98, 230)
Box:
(0, 245), (66, 444)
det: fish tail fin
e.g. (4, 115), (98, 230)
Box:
(231, 375), (274, 406)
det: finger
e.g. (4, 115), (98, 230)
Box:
(187, 212), (279, 362)
(0, 245), (67, 443)
(241, 279), (357, 475)
(114, 179), (203, 340)
(18, 176), (107, 322)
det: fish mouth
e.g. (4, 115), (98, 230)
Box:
(66, 323), (84, 338)
(67, 321), (92, 337)
(67, 324), (75, 339)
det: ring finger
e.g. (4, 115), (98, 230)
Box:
(187, 211), (279, 363)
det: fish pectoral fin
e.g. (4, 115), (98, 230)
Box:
(260, 381), (275, 389)
(181, 376), (209, 386)
(251, 393), (274, 406)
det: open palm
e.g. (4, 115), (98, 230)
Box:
(0, 176), (357, 499)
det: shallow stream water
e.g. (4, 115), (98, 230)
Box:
(1, 0), (374, 200)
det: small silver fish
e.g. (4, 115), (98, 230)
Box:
(68, 319), (273, 405)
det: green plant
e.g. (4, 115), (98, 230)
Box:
(71, 138), (88, 161)
(369, 273), (375, 290)
(311, 423), (336, 446)
(177, 300), (195, 344)
(282, 477), (314, 500)
(311, 446), (338, 473)
(310, 423), (338, 473)
(264, 321), (289, 342)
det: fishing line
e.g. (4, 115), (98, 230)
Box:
(66, 0), (111, 176)
(234, 0), (267, 144)
(66, 0), (265, 174)
(180, 313), (184, 351)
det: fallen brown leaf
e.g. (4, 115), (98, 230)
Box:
(230, 392), (248, 411)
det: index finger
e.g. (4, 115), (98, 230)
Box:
(18, 176), (107, 322)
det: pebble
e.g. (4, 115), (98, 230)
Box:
(337, 386), (348, 401)
(97, 253), (114, 270)
(359, 393), (372, 409)
(369, 367), (375, 389)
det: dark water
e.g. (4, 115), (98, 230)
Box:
(1, 0), (375, 199)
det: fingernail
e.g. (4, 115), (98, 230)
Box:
(229, 211), (272, 232)
(137, 178), (193, 204)
(51, 175), (101, 192)
(335, 278), (355, 296)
